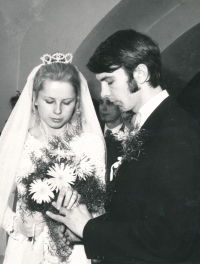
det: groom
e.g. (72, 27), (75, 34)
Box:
(47, 29), (200, 263)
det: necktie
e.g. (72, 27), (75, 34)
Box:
(104, 129), (113, 144)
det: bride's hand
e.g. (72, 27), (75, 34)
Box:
(52, 187), (81, 211)
(16, 212), (45, 237)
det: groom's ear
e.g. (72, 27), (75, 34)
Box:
(133, 64), (149, 85)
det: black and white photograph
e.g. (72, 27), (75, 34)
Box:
(0, 1), (200, 263)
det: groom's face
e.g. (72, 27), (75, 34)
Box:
(96, 68), (140, 113)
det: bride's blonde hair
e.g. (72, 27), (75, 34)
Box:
(32, 63), (81, 125)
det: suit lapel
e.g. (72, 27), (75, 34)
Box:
(117, 96), (177, 172)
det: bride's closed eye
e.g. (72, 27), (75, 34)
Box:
(63, 98), (76, 105)
(63, 101), (71, 105)
(45, 100), (54, 104)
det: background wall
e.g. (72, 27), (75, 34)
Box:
(74, 0), (200, 98)
(0, 0), (121, 131)
(0, 0), (200, 131)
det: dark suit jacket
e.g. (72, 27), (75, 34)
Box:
(83, 97), (200, 264)
(105, 125), (124, 183)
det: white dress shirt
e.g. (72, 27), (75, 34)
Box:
(104, 123), (123, 135)
(134, 90), (169, 128)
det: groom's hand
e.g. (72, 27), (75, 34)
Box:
(59, 225), (82, 245)
(46, 204), (92, 238)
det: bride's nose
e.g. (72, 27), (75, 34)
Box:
(53, 103), (62, 115)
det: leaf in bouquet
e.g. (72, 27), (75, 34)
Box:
(43, 206), (72, 262)
(73, 176), (106, 214)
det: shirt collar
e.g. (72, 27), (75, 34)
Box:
(104, 123), (123, 135)
(137, 90), (169, 128)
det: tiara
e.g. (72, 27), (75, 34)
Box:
(40, 53), (73, 65)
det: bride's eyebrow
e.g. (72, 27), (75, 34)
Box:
(43, 96), (55, 100)
(43, 96), (75, 100)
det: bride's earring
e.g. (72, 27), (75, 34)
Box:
(75, 108), (81, 115)
(75, 96), (81, 116)
(32, 92), (38, 116)
(33, 103), (38, 116)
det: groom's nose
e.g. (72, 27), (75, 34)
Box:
(100, 82), (111, 98)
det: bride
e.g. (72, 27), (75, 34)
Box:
(0, 53), (105, 264)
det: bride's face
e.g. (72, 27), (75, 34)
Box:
(35, 80), (76, 129)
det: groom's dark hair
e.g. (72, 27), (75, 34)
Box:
(86, 29), (161, 88)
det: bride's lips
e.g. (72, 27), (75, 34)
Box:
(51, 118), (62, 123)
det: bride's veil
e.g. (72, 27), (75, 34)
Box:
(0, 62), (105, 257)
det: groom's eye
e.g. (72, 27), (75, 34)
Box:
(105, 77), (114, 85)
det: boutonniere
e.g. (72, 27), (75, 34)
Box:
(114, 126), (146, 163)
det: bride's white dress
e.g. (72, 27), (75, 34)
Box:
(2, 132), (105, 264)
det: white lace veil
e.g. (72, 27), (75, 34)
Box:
(0, 62), (105, 256)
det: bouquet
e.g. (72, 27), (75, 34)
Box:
(18, 127), (106, 263)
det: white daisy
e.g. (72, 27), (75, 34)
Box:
(29, 179), (54, 204)
(47, 163), (76, 191)
(76, 156), (94, 179)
